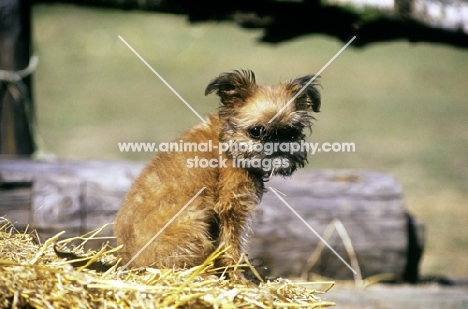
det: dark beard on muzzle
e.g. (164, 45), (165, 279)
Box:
(231, 146), (308, 181)
(265, 150), (308, 179)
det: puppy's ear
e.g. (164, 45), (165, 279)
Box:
(291, 75), (321, 112)
(205, 70), (256, 105)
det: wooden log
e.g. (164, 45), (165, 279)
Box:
(0, 159), (422, 281)
(249, 170), (412, 281)
(0, 159), (143, 244)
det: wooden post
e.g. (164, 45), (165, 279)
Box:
(0, 0), (36, 156)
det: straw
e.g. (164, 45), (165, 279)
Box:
(0, 217), (335, 308)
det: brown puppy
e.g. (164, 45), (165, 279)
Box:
(114, 70), (321, 272)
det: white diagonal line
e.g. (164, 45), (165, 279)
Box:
(269, 187), (357, 275)
(118, 187), (206, 273)
(268, 36), (356, 124)
(118, 35), (207, 124)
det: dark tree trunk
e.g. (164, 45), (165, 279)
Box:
(0, 0), (36, 156)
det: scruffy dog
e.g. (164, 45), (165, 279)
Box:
(114, 70), (321, 274)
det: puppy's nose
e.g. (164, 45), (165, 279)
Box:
(267, 128), (302, 142)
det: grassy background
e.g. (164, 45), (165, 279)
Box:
(32, 4), (468, 279)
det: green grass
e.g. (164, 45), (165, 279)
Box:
(32, 4), (468, 279)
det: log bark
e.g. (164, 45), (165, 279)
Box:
(0, 159), (142, 239)
(0, 159), (423, 281)
(250, 170), (416, 281)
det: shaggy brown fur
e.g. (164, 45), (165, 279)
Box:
(114, 70), (321, 274)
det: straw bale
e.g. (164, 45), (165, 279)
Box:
(0, 217), (334, 308)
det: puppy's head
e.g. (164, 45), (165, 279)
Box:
(205, 69), (321, 179)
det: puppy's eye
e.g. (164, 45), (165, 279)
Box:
(248, 126), (266, 140)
